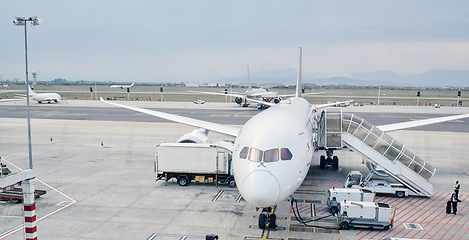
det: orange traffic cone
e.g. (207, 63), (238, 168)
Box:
(362, 158), (364, 164)
(101, 141), (104, 147)
(50, 137), (53, 141)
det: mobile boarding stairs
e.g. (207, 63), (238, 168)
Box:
(316, 108), (434, 197)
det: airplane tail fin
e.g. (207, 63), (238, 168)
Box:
(247, 65), (252, 91)
(27, 84), (36, 96)
(295, 47), (303, 98)
(130, 82), (135, 87)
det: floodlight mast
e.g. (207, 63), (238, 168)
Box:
(13, 16), (42, 170)
(14, 16), (42, 240)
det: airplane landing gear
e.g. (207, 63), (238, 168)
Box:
(320, 149), (339, 170)
(258, 207), (277, 229)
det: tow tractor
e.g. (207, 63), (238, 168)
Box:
(345, 171), (410, 198)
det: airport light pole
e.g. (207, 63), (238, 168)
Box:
(13, 16), (42, 170)
(13, 16), (42, 240)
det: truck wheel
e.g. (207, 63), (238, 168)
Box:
(384, 225), (389, 230)
(320, 155), (326, 169)
(332, 156), (339, 170)
(177, 175), (189, 186)
(330, 206), (339, 214)
(229, 180), (236, 188)
(341, 222), (350, 230)
(396, 191), (405, 198)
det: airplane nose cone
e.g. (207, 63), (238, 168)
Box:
(241, 170), (280, 208)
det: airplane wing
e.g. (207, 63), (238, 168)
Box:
(187, 90), (245, 99)
(187, 90), (277, 106)
(99, 98), (240, 137)
(377, 113), (469, 132)
(312, 100), (354, 110)
(279, 92), (326, 98)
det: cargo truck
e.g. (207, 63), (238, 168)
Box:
(154, 143), (234, 186)
(338, 201), (395, 230)
(327, 188), (375, 214)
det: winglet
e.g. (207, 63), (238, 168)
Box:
(295, 47), (303, 98)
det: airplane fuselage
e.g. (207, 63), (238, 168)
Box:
(33, 93), (61, 103)
(245, 88), (278, 99)
(233, 97), (313, 208)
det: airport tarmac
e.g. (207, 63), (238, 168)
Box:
(1, 100), (468, 239)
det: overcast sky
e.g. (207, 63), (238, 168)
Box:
(1, 1), (469, 83)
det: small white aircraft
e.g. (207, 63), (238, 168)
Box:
(27, 85), (61, 103)
(100, 48), (469, 229)
(110, 82), (135, 89)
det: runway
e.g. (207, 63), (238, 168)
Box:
(1, 101), (468, 132)
(0, 100), (469, 239)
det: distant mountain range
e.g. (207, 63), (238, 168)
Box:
(217, 69), (469, 87)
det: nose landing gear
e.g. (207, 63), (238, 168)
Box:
(258, 207), (277, 229)
(319, 149), (339, 170)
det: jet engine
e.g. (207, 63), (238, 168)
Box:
(177, 128), (210, 143)
(235, 97), (243, 104)
(273, 98), (281, 104)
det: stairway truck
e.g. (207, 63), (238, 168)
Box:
(154, 143), (234, 187)
(362, 180), (409, 198)
(327, 188), (375, 214)
(345, 171), (410, 198)
(338, 201), (395, 230)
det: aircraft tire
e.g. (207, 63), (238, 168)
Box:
(259, 213), (266, 229)
(268, 213), (276, 228)
(332, 156), (339, 169)
(320, 155), (326, 169)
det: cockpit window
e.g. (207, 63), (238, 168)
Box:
(248, 148), (263, 162)
(239, 147), (249, 159)
(264, 149), (279, 162)
(281, 148), (293, 160)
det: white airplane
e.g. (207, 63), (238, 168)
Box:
(189, 66), (280, 108)
(190, 66), (324, 109)
(110, 82), (135, 89)
(27, 85), (61, 103)
(100, 48), (469, 229)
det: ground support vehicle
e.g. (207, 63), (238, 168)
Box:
(155, 143), (234, 186)
(345, 171), (410, 198)
(327, 188), (375, 214)
(338, 201), (395, 230)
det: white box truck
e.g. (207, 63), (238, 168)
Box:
(338, 201), (396, 230)
(327, 188), (375, 214)
(154, 143), (234, 186)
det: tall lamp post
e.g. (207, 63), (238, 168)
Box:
(13, 16), (42, 240)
